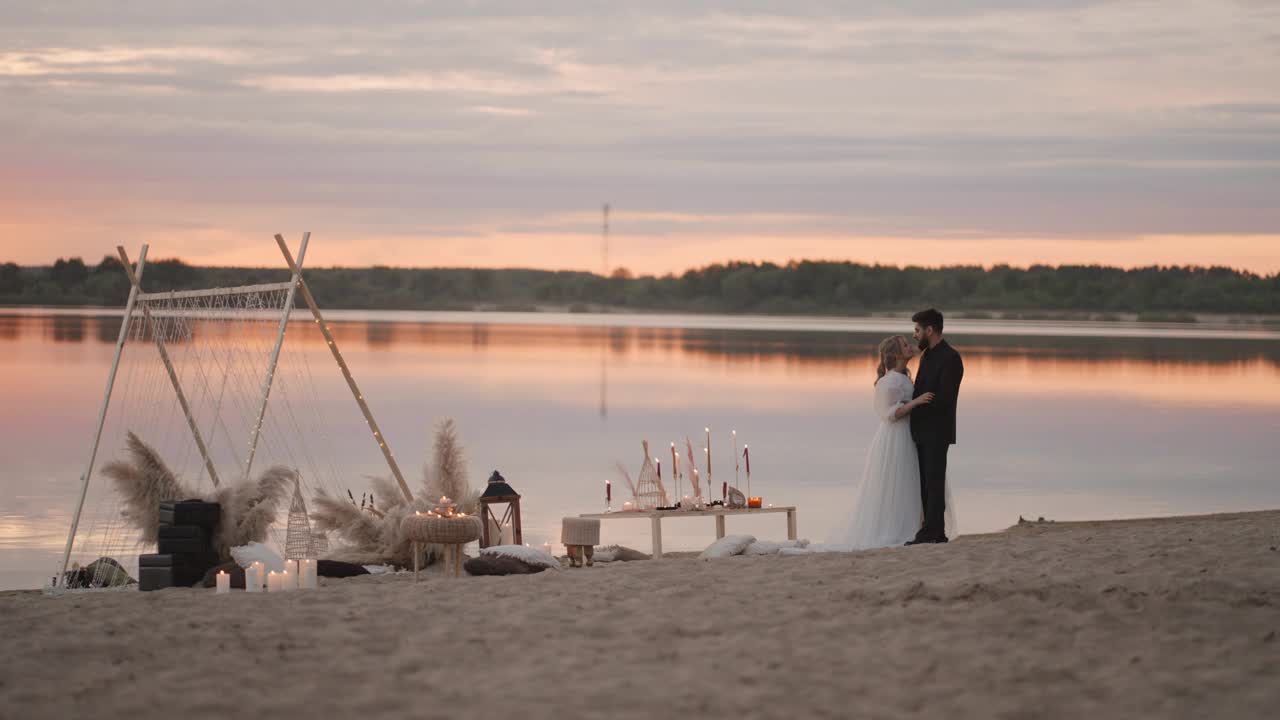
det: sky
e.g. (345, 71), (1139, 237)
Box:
(1, 0), (1278, 274)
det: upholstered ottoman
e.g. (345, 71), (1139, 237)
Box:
(561, 517), (601, 567)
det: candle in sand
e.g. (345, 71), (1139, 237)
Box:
(215, 570), (230, 594)
(300, 559), (317, 590)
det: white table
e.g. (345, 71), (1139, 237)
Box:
(579, 506), (797, 558)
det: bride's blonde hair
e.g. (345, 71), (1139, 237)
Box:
(876, 335), (910, 384)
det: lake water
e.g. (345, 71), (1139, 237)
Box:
(2, 310), (1278, 591)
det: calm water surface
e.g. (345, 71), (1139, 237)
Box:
(2, 311), (1278, 590)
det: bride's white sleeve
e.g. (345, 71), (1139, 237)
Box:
(873, 377), (907, 422)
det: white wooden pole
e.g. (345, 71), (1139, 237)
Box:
(243, 232), (309, 481)
(117, 246), (222, 489)
(57, 245), (149, 589)
(273, 234), (414, 502)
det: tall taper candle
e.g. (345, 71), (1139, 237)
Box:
(606, 478), (612, 512)
(705, 427), (711, 483)
(744, 444), (751, 499)
(671, 443), (681, 502)
(733, 430), (739, 488)
(656, 458), (663, 504)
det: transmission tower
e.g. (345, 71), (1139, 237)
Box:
(602, 202), (610, 276)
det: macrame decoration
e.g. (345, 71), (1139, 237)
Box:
(284, 476), (317, 560)
(55, 235), (412, 592)
(633, 440), (669, 510)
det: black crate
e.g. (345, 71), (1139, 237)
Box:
(139, 551), (220, 576)
(138, 562), (213, 590)
(157, 537), (214, 554)
(139, 566), (173, 592)
(158, 500), (221, 528)
(157, 525), (208, 542)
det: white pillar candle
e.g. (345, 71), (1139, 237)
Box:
(283, 559), (297, 583)
(245, 565), (259, 593)
(215, 570), (230, 594)
(250, 561), (266, 591)
(541, 542), (554, 557)
(282, 570), (295, 591)
(501, 522), (514, 546)
(267, 571), (280, 592)
(300, 559), (317, 589)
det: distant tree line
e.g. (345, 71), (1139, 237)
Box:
(2, 257), (1277, 317)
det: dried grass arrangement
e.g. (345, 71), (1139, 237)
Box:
(100, 431), (296, 559)
(310, 418), (478, 568)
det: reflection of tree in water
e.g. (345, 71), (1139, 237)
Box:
(95, 316), (123, 344)
(606, 326), (629, 355)
(50, 316), (86, 343)
(0, 316), (20, 341)
(26, 311), (1271, 369)
(673, 330), (1280, 369)
(365, 322), (396, 348)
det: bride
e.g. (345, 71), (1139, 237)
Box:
(829, 335), (955, 550)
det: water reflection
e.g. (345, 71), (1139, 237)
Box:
(94, 316), (123, 344)
(0, 312), (1278, 590)
(365, 322), (397, 347)
(49, 316), (86, 343)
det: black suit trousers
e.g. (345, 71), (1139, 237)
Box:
(915, 441), (949, 541)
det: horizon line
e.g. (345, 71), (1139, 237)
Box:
(10, 255), (1279, 278)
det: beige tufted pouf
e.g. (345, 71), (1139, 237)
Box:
(402, 514), (482, 580)
(561, 517), (601, 567)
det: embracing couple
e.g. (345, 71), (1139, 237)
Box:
(831, 308), (963, 549)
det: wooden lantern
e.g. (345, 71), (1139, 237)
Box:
(479, 470), (522, 548)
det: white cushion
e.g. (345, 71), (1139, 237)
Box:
(699, 534), (756, 559)
(778, 547), (816, 556)
(744, 539), (811, 556)
(480, 544), (560, 570)
(229, 542), (284, 572)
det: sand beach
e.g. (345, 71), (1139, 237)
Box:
(1, 509), (1276, 719)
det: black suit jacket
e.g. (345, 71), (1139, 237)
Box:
(911, 339), (964, 446)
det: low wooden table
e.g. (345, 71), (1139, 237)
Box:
(579, 506), (797, 559)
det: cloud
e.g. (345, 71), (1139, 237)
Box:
(0, 1), (1276, 271)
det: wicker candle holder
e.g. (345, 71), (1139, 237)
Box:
(402, 513), (482, 579)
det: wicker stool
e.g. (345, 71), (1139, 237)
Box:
(561, 517), (601, 568)
(401, 514), (482, 580)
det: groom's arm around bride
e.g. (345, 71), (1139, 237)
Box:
(908, 308), (964, 544)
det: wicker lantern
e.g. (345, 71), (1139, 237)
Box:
(479, 470), (522, 548)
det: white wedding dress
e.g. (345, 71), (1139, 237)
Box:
(828, 370), (957, 550)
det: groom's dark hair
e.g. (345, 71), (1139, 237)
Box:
(912, 308), (944, 334)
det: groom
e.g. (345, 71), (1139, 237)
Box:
(907, 308), (964, 545)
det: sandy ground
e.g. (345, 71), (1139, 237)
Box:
(1, 510), (1276, 719)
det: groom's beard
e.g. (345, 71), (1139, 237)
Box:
(918, 337), (929, 351)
